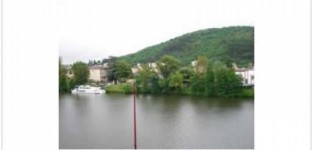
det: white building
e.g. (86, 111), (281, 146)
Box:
(191, 60), (197, 67)
(131, 63), (142, 75)
(131, 67), (139, 74)
(148, 62), (157, 68)
(233, 63), (254, 86)
(131, 62), (159, 75)
(148, 62), (159, 73)
(89, 65), (108, 82)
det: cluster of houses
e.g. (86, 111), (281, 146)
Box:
(131, 62), (159, 75)
(65, 64), (109, 83)
(65, 61), (254, 87)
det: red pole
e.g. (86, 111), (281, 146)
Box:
(133, 85), (137, 149)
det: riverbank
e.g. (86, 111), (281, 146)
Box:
(104, 83), (254, 98)
(104, 83), (133, 94)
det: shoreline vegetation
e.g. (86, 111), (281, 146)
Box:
(104, 54), (254, 98)
(104, 83), (254, 98)
(60, 55), (254, 98)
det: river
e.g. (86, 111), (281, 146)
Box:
(59, 94), (254, 149)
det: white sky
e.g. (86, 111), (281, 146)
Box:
(58, 0), (254, 64)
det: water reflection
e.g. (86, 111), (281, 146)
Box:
(60, 94), (253, 149)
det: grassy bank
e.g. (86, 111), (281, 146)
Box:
(239, 88), (254, 98)
(105, 83), (254, 98)
(105, 83), (133, 94)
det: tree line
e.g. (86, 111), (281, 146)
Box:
(132, 55), (243, 98)
(59, 55), (248, 98)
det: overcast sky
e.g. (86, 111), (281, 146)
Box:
(58, 0), (254, 64)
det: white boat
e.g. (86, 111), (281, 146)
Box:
(71, 85), (105, 94)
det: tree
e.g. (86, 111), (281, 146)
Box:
(169, 71), (184, 92)
(102, 58), (109, 64)
(59, 58), (68, 92)
(107, 57), (132, 84)
(158, 78), (169, 94)
(150, 75), (161, 94)
(72, 61), (89, 85)
(205, 62), (215, 96)
(67, 78), (76, 92)
(214, 64), (242, 98)
(88, 60), (93, 66)
(157, 55), (180, 79)
(107, 56), (118, 84)
(179, 67), (194, 85)
(190, 73), (206, 95)
(135, 64), (155, 93)
(116, 60), (132, 82)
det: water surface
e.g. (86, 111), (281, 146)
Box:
(59, 94), (254, 149)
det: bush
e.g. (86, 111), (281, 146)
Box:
(240, 88), (254, 98)
(105, 83), (134, 94)
(122, 84), (133, 94)
(67, 78), (76, 91)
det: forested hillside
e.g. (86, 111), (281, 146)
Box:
(120, 26), (254, 67)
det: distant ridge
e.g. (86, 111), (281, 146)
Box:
(120, 26), (254, 67)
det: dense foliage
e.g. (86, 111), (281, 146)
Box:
(131, 55), (245, 98)
(59, 59), (68, 93)
(157, 55), (180, 78)
(106, 56), (119, 84)
(105, 83), (133, 94)
(213, 63), (243, 97)
(168, 71), (184, 92)
(107, 56), (132, 84)
(72, 61), (90, 85)
(120, 26), (254, 67)
(135, 64), (156, 93)
(115, 60), (132, 81)
(59, 59), (89, 93)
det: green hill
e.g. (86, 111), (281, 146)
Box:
(120, 26), (254, 67)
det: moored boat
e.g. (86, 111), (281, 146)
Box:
(71, 85), (105, 94)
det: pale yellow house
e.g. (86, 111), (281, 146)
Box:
(89, 65), (108, 82)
